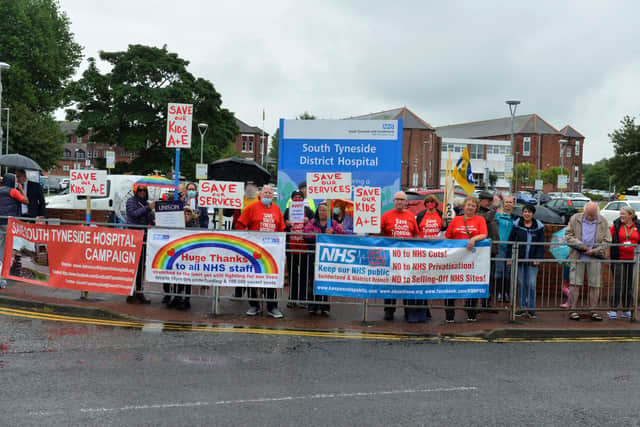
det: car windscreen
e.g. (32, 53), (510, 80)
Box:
(571, 200), (588, 209)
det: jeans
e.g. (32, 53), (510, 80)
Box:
(517, 264), (538, 310)
(494, 245), (512, 298)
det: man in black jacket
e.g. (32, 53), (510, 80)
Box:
(16, 169), (45, 218)
(478, 191), (500, 311)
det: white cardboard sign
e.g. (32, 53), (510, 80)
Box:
(70, 170), (107, 196)
(197, 180), (244, 209)
(166, 103), (193, 148)
(306, 172), (352, 199)
(354, 186), (381, 234)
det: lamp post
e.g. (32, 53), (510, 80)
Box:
(506, 100), (520, 192)
(0, 62), (10, 160)
(197, 123), (208, 164)
(2, 107), (8, 155)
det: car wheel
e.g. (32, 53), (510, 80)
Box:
(560, 214), (566, 224)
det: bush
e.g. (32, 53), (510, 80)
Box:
(584, 192), (603, 201)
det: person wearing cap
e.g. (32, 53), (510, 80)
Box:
(477, 190), (500, 312)
(125, 184), (155, 304)
(506, 204), (545, 318)
(283, 189), (314, 306)
(285, 181), (316, 212)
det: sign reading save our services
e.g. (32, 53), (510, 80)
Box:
(306, 172), (352, 199)
(69, 169), (107, 196)
(166, 103), (193, 148)
(197, 180), (244, 209)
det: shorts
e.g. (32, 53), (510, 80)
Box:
(569, 260), (601, 288)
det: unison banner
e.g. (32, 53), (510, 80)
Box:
(145, 229), (286, 288)
(314, 235), (490, 299)
(1, 218), (144, 295)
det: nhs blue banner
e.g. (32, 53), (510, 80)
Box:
(277, 119), (402, 212)
(314, 234), (490, 299)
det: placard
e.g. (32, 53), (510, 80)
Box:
(557, 174), (568, 190)
(105, 151), (115, 169)
(69, 169), (107, 196)
(306, 172), (352, 199)
(535, 179), (543, 191)
(197, 180), (244, 209)
(154, 200), (185, 228)
(195, 163), (208, 180)
(354, 186), (381, 234)
(289, 201), (305, 224)
(166, 103), (193, 148)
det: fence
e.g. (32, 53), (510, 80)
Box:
(1, 216), (639, 323)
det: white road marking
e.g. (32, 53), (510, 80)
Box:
(74, 386), (477, 414)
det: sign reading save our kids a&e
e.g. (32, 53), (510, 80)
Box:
(197, 180), (244, 209)
(166, 103), (193, 148)
(354, 186), (381, 234)
(277, 119), (402, 212)
(70, 170), (107, 196)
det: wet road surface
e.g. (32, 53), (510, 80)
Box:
(0, 315), (639, 426)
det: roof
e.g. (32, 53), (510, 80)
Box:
(436, 114), (561, 138)
(559, 125), (585, 139)
(347, 107), (435, 130)
(236, 118), (266, 135)
(58, 121), (79, 135)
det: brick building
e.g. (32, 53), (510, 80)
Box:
(436, 114), (585, 192)
(348, 107), (441, 189)
(233, 118), (268, 165)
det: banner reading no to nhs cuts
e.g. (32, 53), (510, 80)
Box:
(277, 119), (402, 213)
(314, 235), (490, 299)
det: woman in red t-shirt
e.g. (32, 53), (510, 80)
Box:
(416, 194), (444, 238)
(608, 206), (640, 319)
(443, 196), (488, 323)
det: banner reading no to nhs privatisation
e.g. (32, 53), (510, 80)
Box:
(145, 229), (286, 288)
(277, 119), (402, 212)
(1, 218), (144, 295)
(314, 234), (490, 299)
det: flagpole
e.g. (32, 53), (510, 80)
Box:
(261, 108), (265, 166)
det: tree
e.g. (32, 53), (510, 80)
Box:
(609, 116), (640, 190)
(542, 166), (568, 189)
(582, 158), (610, 190)
(0, 0), (82, 169)
(513, 162), (535, 189)
(488, 170), (498, 189)
(66, 44), (238, 179)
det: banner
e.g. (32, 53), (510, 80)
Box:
(145, 229), (286, 288)
(277, 119), (402, 212)
(314, 234), (490, 299)
(354, 186), (381, 234)
(1, 218), (144, 295)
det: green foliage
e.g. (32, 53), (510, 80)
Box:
(0, 0), (81, 169)
(513, 162), (535, 187)
(582, 158), (610, 190)
(488, 170), (498, 189)
(609, 116), (640, 190)
(583, 192), (603, 201)
(66, 44), (239, 179)
(541, 166), (568, 188)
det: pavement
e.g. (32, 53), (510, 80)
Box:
(1, 280), (640, 340)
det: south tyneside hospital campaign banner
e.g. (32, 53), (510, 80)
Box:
(1, 218), (144, 295)
(314, 235), (490, 299)
(145, 229), (286, 288)
(277, 119), (402, 212)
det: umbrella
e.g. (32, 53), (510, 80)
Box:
(549, 227), (570, 260)
(208, 157), (271, 187)
(134, 175), (177, 201)
(0, 154), (42, 171)
(512, 205), (563, 224)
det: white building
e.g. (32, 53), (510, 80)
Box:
(440, 138), (512, 189)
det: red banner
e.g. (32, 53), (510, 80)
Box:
(1, 218), (144, 295)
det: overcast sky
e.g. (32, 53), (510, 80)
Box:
(58, 0), (640, 163)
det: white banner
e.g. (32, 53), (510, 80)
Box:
(197, 180), (244, 209)
(354, 186), (380, 234)
(307, 172), (352, 199)
(145, 229), (286, 287)
(166, 103), (193, 148)
(70, 170), (107, 196)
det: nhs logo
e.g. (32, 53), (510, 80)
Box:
(319, 247), (357, 264)
(382, 123), (395, 130)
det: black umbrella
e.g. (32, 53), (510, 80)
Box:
(512, 205), (563, 224)
(208, 157), (271, 187)
(0, 153), (42, 171)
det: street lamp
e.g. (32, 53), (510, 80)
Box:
(2, 107), (8, 155)
(506, 100), (520, 192)
(0, 62), (10, 160)
(197, 123), (208, 164)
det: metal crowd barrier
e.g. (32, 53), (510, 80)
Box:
(1, 216), (639, 323)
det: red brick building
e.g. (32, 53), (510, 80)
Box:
(349, 107), (441, 189)
(233, 118), (268, 165)
(436, 114), (585, 192)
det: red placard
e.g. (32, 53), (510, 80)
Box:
(1, 218), (144, 295)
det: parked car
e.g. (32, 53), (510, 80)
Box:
(564, 192), (590, 201)
(533, 191), (551, 205)
(43, 177), (62, 193)
(405, 190), (467, 216)
(59, 178), (70, 190)
(600, 200), (640, 224)
(512, 205), (563, 224)
(515, 191), (537, 205)
(545, 197), (590, 224)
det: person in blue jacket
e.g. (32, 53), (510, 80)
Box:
(507, 204), (545, 318)
(494, 194), (519, 302)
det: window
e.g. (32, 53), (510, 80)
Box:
(241, 135), (254, 153)
(63, 149), (71, 159)
(469, 144), (483, 159)
(63, 165), (69, 171)
(567, 147), (572, 157)
(486, 145), (511, 155)
(75, 150), (85, 160)
(574, 166), (579, 180)
(412, 173), (418, 187)
(522, 137), (531, 156)
(575, 141), (580, 156)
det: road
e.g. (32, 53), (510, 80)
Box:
(0, 315), (639, 426)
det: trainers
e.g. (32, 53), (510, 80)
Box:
(607, 311), (618, 319)
(559, 302), (571, 309)
(383, 311), (394, 321)
(445, 319), (455, 323)
(0, 279), (7, 289)
(246, 306), (261, 316)
(467, 317), (477, 322)
(528, 311), (537, 319)
(267, 308), (284, 319)
(621, 311), (632, 319)
(515, 311), (525, 317)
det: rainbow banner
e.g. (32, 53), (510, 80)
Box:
(145, 229), (286, 287)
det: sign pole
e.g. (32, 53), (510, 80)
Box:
(174, 148), (181, 199)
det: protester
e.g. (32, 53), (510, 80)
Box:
(0, 173), (29, 289)
(495, 194), (518, 302)
(286, 181), (316, 212)
(184, 182), (209, 229)
(125, 184), (154, 304)
(303, 202), (345, 314)
(477, 191), (499, 310)
(607, 206), (640, 319)
(283, 190), (314, 307)
(380, 191), (419, 321)
(444, 196), (488, 322)
(15, 169), (45, 219)
(507, 204), (545, 318)
(565, 201), (610, 321)
(331, 199), (354, 234)
(235, 184), (285, 318)
(243, 181), (259, 209)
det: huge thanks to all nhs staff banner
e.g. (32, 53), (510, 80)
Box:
(314, 235), (490, 299)
(277, 119), (402, 211)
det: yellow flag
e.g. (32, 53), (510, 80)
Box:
(451, 147), (475, 195)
